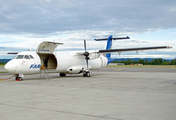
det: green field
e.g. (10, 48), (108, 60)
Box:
(106, 65), (176, 68)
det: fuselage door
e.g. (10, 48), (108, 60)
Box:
(36, 41), (63, 54)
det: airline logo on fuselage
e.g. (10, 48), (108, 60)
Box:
(29, 64), (41, 69)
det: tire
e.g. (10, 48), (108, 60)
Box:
(60, 73), (66, 77)
(19, 77), (23, 81)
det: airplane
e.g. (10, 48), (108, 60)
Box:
(4, 35), (172, 81)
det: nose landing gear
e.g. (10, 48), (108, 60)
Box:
(15, 74), (24, 81)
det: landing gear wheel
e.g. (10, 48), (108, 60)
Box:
(15, 74), (24, 81)
(19, 77), (23, 81)
(87, 72), (90, 77)
(83, 71), (90, 77)
(83, 72), (86, 77)
(60, 73), (66, 77)
(16, 77), (23, 81)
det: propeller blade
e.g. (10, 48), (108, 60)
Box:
(84, 39), (86, 51)
(83, 39), (90, 69)
(86, 58), (88, 69)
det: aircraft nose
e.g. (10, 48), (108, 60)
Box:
(4, 61), (15, 73)
(4, 62), (11, 72)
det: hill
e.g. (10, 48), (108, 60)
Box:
(0, 59), (11, 63)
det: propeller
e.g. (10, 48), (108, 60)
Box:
(83, 39), (89, 69)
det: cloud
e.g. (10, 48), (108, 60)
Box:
(0, 0), (176, 35)
(0, 0), (176, 59)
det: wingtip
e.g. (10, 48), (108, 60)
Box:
(167, 46), (172, 48)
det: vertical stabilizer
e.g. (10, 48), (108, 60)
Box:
(94, 35), (130, 64)
(105, 35), (115, 64)
(105, 35), (112, 58)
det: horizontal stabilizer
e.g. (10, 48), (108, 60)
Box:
(94, 36), (130, 41)
(7, 52), (18, 54)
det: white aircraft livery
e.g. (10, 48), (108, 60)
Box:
(4, 35), (172, 80)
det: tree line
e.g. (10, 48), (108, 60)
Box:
(0, 61), (6, 65)
(112, 58), (176, 65)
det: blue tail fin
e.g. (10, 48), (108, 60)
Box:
(94, 35), (130, 64)
(105, 35), (115, 64)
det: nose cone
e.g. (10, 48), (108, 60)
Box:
(4, 60), (15, 73)
(4, 62), (11, 72)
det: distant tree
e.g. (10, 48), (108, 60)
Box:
(158, 58), (163, 64)
(152, 59), (160, 65)
(126, 59), (131, 65)
(0, 61), (5, 65)
(170, 59), (176, 65)
(132, 60), (137, 64)
(138, 59), (144, 65)
(161, 62), (169, 65)
(144, 59), (148, 65)
(110, 58), (175, 65)
(121, 60), (124, 63)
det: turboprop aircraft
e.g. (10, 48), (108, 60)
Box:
(4, 35), (172, 80)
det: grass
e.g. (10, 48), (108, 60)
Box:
(0, 71), (8, 73)
(106, 65), (176, 68)
(0, 65), (8, 73)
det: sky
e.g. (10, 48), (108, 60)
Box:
(0, 0), (176, 59)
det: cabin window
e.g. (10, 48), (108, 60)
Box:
(16, 55), (24, 59)
(29, 55), (34, 59)
(24, 55), (30, 59)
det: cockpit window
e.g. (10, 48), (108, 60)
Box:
(24, 55), (30, 59)
(29, 55), (34, 59)
(16, 55), (24, 59)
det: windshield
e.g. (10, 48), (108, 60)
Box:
(15, 55), (34, 59)
(29, 55), (34, 59)
(24, 55), (30, 59)
(16, 55), (24, 59)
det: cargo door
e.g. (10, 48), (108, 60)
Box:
(36, 41), (63, 70)
(36, 41), (63, 54)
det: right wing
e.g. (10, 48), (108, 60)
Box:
(98, 46), (172, 55)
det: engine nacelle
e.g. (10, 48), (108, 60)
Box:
(89, 53), (100, 60)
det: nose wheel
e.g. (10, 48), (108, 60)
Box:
(15, 74), (23, 81)
(83, 71), (90, 77)
(15, 77), (23, 81)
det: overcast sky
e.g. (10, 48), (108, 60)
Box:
(0, 0), (176, 59)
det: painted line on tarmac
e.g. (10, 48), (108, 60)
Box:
(114, 69), (121, 71)
(142, 68), (174, 72)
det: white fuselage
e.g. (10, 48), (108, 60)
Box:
(4, 51), (108, 75)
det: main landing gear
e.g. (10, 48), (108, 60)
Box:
(60, 73), (66, 77)
(83, 71), (90, 77)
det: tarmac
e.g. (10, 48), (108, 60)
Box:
(0, 66), (176, 120)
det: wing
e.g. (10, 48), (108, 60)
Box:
(98, 46), (172, 54)
(74, 46), (172, 56)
